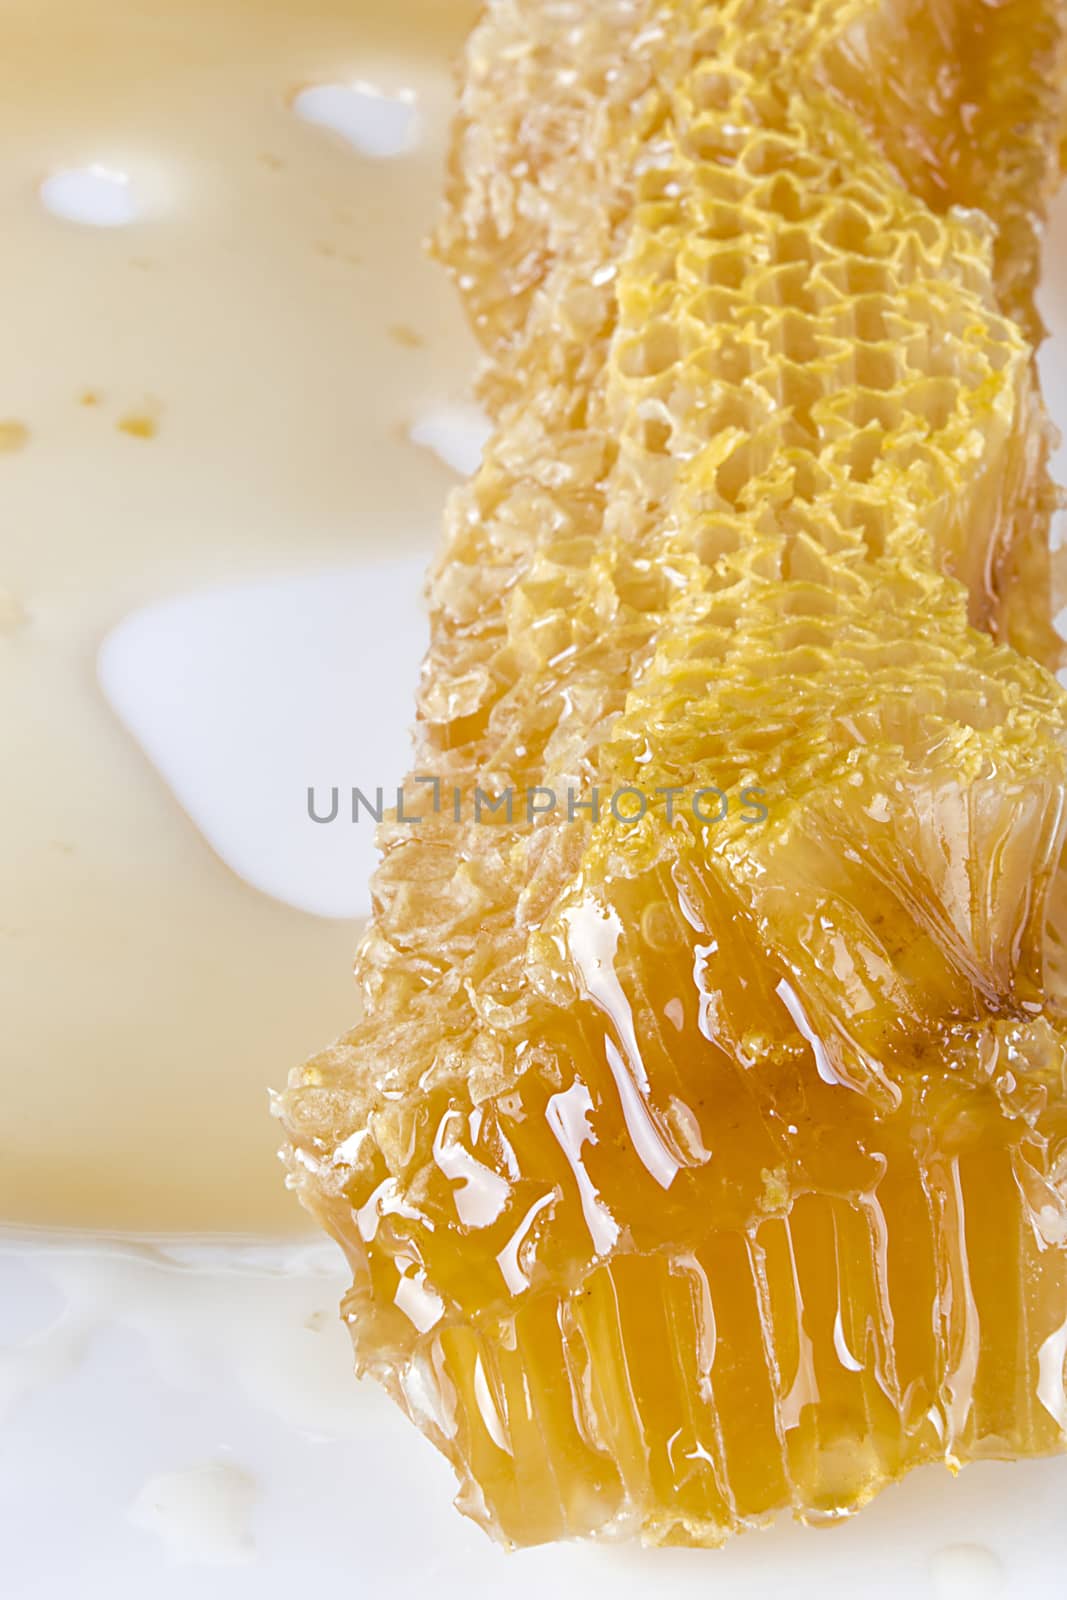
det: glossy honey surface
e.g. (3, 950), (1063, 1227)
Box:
(0, 0), (479, 1232)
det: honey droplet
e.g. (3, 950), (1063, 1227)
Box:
(117, 413), (159, 440)
(389, 322), (424, 349)
(0, 420), (29, 453)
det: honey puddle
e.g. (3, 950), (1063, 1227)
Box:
(0, 0), (480, 1234)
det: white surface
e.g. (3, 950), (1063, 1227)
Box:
(929, 1544), (1007, 1600)
(2, 1237), (1063, 1600)
(129, 1461), (259, 1567)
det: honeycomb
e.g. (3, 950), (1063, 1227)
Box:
(280, 0), (1067, 1547)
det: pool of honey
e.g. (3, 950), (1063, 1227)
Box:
(0, 0), (479, 1233)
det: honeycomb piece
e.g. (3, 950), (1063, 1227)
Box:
(281, 0), (1067, 1548)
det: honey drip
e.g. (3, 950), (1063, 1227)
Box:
(282, 0), (1067, 1548)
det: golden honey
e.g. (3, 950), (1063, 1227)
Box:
(282, 0), (1067, 1546)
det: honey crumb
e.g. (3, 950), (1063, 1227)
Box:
(118, 414), (159, 441)
(0, 588), (26, 632)
(389, 323), (425, 349)
(0, 421), (29, 453)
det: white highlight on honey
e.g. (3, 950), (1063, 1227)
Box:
(98, 561), (428, 922)
(293, 82), (418, 158)
(410, 402), (492, 476)
(40, 164), (139, 226)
